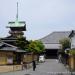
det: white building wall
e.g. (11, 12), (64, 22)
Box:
(71, 35), (75, 49)
(44, 43), (61, 49)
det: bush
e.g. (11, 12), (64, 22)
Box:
(69, 49), (75, 55)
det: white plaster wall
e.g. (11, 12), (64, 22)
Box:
(71, 35), (75, 49)
(44, 43), (61, 49)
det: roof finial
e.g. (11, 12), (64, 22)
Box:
(16, 2), (18, 21)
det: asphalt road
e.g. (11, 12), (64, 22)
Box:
(0, 59), (72, 75)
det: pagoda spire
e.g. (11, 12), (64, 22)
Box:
(7, 2), (26, 38)
(16, 2), (18, 21)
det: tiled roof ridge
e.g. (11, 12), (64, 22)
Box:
(40, 31), (71, 40)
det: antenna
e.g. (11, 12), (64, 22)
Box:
(16, 2), (18, 20)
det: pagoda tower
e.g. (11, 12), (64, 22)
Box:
(7, 2), (26, 38)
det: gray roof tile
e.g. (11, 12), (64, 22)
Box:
(40, 31), (71, 44)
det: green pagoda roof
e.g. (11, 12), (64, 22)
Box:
(7, 2), (26, 28)
(7, 20), (26, 27)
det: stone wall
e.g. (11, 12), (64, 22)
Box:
(23, 53), (38, 63)
(0, 65), (22, 73)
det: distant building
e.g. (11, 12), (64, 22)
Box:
(40, 31), (71, 58)
(69, 30), (75, 49)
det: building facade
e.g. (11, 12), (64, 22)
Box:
(40, 31), (71, 58)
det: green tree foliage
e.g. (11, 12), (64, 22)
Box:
(59, 38), (71, 52)
(16, 37), (45, 54)
(26, 40), (45, 54)
(16, 37), (29, 50)
(69, 49), (75, 55)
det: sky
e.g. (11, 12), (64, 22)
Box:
(0, 0), (75, 40)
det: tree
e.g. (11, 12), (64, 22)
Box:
(26, 40), (45, 54)
(59, 38), (71, 52)
(16, 37), (29, 50)
(59, 38), (71, 64)
(26, 40), (45, 61)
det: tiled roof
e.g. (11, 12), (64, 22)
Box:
(0, 42), (26, 53)
(40, 31), (71, 44)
